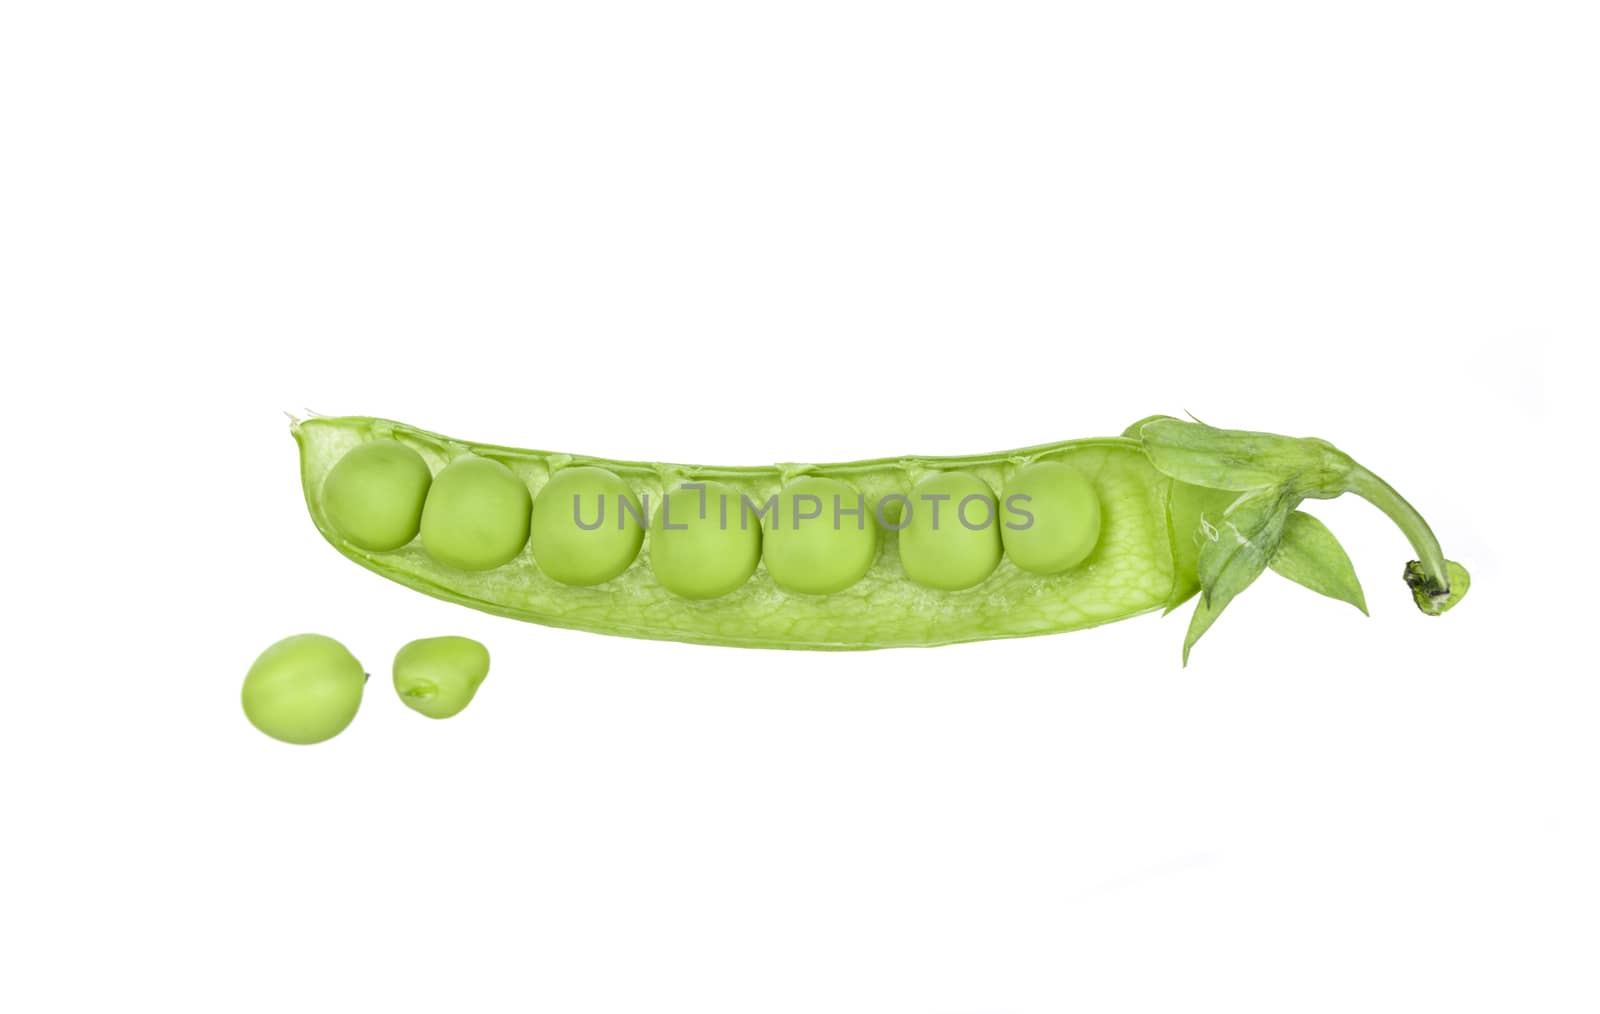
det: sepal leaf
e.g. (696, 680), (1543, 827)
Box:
(1140, 419), (1354, 497)
(1195, 489), (1294, 608)
(1121, 414), (1181, 439)
(1182, 593), (1226, 666)
(1140, 420), (1291, 491)
(1183, 488), (1295, 663)
(1269, 511), (1368, 614)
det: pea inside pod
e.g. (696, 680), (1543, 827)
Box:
(1000, 461), (1102, 575)
(420, 454), (532, 571)
(897, 471), (1003, 591)
(649, 480), (762, 600)
(530, 466), (645, 586)
(322, 439), (432, 551)
(760, 475), (878, 595)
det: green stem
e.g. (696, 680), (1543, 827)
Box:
(1137, 416), (1468, 625)
(1344, 465), (1450, 593)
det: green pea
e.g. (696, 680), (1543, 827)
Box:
(322, 439), (433, 551)
(392, 636), (490, 719)
(241, 634), (365, 745)
(531, 466), (645, 586)
(761, 475), (876, 595)
(898, 471), (1002, 591)
(649, 480), (761, 599)
(1000, 460), (1102, 575)
(419, 454), (532, 571)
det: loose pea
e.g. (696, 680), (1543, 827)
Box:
(761, 475), (876, 595)
(530, 466), (645, 586)
(1000, 460), (1102, 575)
(649, 480), (761, 599)
(392, 636), (490, 719)
(241, 634), (365, 745)
(322, 439), (433, 551)
(419, 454), (532, 571)
(898, 471), (1002, 591)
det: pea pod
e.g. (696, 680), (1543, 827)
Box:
(291, 415), (1469, 661)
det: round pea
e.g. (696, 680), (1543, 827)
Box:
(419, 455), (532, 571)
(761, 475), (876, 595)
(241, 634), (365, 745)
(898, 471), (1002, 591)
(1000, 460), (1102, 575)
(530, 466), (645, 586)
(322, 439), (433, 551)
(649, 480), (761, 599)
(392, 636), (490, 720)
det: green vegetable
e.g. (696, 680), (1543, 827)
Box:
(649, 480), (762, 599)
(292, 414), (1469, 660)
(760, 475), (878, 595)
(998, 460), (1102, 575)
(242, 634), (366, 744)
(322, 438), (432, 551)
(530, 465), (644, 587)
(897, 471), (1002, 591)
(392, 636), (490, 719)
(418, 454), (531, 571)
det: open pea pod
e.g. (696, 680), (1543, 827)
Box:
(291, 415), (1468, 661)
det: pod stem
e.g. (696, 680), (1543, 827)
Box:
(1343, 464), (1449, 594)
(1136, 415), (1470, 659)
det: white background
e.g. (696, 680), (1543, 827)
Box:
(2, 2), (1595, 1011)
